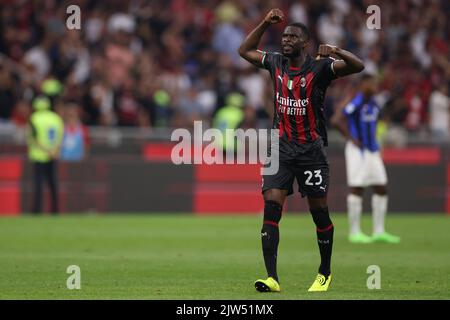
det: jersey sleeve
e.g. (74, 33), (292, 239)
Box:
(317, 57), (338, 87)
(342, 94), (364, 116)
(259, 51), (281, 74)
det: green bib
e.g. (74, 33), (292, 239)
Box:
(28, 110), (64, 162)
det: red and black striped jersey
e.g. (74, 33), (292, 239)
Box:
(260, 52), (337, 151)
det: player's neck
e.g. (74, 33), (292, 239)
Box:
(288, 52), (308, 69)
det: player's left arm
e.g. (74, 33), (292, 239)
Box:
(317, 45), (365, 77)
(330, 104), (361, 148)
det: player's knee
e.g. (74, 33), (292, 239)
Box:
(310, 207), (333, 229)
(373, 185), (387, 195)
(263, 200), (282, 225)
(350, 187), (364, 196)
(263, 189), (285, 206)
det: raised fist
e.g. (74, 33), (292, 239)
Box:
(317, 44), (337, 57)
(264, 9), (284, 24)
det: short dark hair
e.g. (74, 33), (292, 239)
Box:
(287, 22), (310, 41)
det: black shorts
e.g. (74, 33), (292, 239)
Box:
(262, 139), (329, 198)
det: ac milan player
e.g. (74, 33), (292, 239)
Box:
(238, 8), (364, 292)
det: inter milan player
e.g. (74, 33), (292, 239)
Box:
(238, 9), (364, 292)
(331, 74), (401, 244)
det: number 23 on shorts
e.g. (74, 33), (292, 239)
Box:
(304, 170), (323, 186)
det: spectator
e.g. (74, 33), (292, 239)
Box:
(173, 87), (202, 128)
(60, 104), (89, 162)
(114, 79), (141, 127)
(0, 0), (448, 145)
(0, 65), (16, 122)
(11, 99), (31, 143)
(429, 83), (449, 142)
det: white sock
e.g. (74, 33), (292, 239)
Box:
(372, 194), (388, 235)
(347, 194), (363, 235)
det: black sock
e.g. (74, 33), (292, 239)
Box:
(310, 207), (334, 277)
(261, 200), (282, 282)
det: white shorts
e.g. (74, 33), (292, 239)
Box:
(345, 141), (388, 187)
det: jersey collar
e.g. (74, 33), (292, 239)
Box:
(285, 54), (313, 75)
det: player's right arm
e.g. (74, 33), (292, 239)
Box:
(238, 9), (284, 67)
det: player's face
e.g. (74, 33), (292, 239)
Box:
(281, 26), (307, 57)
(362, 78), (377, 95)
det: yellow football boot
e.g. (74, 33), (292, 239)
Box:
(254, 277), (281, 293)
(308, 273), (332, 292)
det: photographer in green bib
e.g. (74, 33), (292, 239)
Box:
(212, 92), (246, 155)
(27, 96), (64, 214)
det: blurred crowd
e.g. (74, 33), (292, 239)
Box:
(0, 0), (449, 144)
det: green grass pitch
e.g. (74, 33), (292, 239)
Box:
(0, 213), (448, 299)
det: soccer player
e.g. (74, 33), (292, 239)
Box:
(331, 74), (401, 244)
(238, 9), (364, 292)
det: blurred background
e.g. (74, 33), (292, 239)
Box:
(0, 0), (449, 215)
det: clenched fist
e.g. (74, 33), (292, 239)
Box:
(264, 9), (284, 24)
(317, 44), (338, 57)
